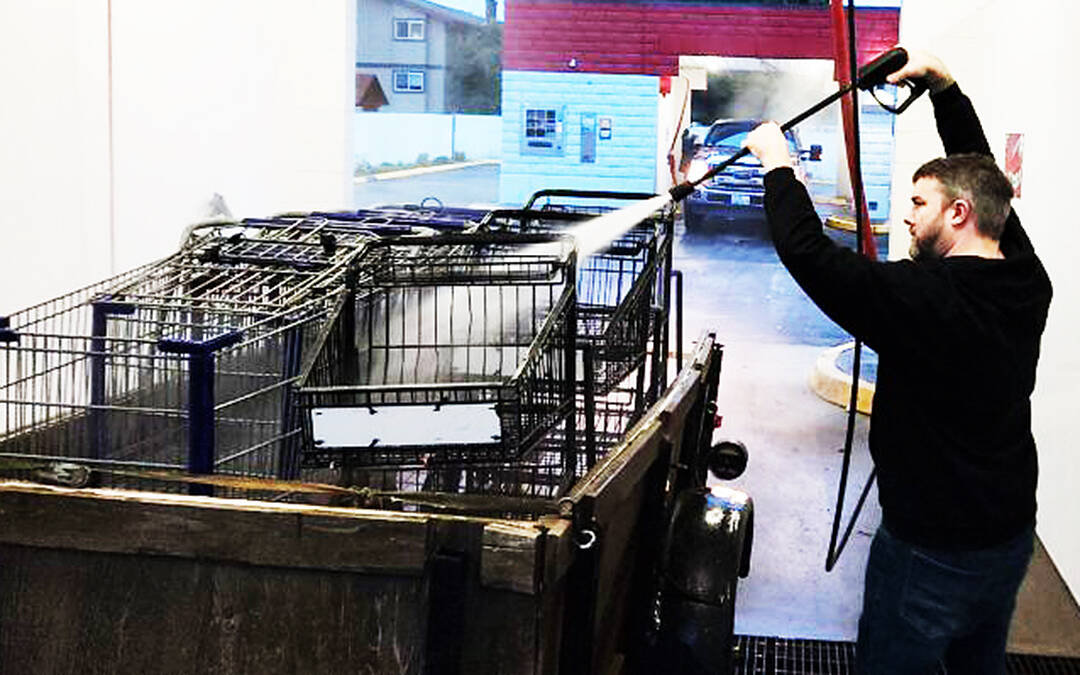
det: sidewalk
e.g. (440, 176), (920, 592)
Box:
(353, 159), (500, 184)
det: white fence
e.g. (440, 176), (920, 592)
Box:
(354, 112), (501, 167)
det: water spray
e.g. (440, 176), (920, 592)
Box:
(560, 193), (675, 259)
(559, 48), (924, 261)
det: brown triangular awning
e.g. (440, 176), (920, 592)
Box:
(356, 73), (389, 110)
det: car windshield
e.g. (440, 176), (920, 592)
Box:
(704, 128), (752, 150)
(703, 125), (798, 154)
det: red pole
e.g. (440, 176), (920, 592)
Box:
(830, 0), (878, 260)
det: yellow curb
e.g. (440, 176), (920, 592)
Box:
(811, 193), (849, 206)
(825, 215), (890, 236)
(354, 159), (499, 184)
(809, 341), (874, 415)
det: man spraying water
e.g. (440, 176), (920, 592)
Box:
(743, 49), (1051, 674)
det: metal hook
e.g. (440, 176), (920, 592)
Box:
(574, 528), (597, 551)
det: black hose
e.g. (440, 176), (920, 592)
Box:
(824, 0), (878, 573)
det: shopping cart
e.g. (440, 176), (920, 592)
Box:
(0, 222), (361, 495)
(296, 231), (584, 497)
(479, 190), (677, 464)
(490, 190), (674, 392)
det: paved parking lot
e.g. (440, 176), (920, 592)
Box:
(353, 163), (499, 209)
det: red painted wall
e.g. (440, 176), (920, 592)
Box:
(504, 3), (899, 75)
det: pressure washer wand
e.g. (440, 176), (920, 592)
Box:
(668, 47), (917, 202)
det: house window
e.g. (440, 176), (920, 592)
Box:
(521, 107), (564, 156)
(393, 69), (425, 93)
(393, 18), (425, 41)
(525, 109), (557, 147)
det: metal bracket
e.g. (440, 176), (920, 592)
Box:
(559, 495), (602, 675)
(158, 330), (245, 495)
(0, 317), (17, 343)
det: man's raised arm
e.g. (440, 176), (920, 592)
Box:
(887, 49), (991, 157)
(891, 48), (1034, 254)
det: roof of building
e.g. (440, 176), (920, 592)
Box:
(395, 0), (486, 26)
(356, 74), (389, 110)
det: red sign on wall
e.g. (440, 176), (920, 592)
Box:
(1005, 133), (1024, 198)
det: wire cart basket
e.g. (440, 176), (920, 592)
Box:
(295, 193), (675, 504)
(484, 189), (676, 400)
(0, 220), (370, 495)
(300, 204), (491, 232)
(296, 231), (584, 496)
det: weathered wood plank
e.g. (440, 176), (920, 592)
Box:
(591, 477), (651, 673)
(538, 516), (574, 591)
(481, 521), (544, 594)
(462, 586), (543, 675)
(566, 420), (660, 500)
(0, 481), (430, 574)
(0, 543), (426, 675)
(564, 420), (665, 531)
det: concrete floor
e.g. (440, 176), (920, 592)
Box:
(675, 228), (880, 641)
(714, 341), (879, 641)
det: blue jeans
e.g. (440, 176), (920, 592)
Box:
(856, 523), (1033, 675)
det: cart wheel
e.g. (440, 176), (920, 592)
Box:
(707, 440), (748, 480)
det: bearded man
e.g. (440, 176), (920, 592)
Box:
(744, 49), (1052, 674)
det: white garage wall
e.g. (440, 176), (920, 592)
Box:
(0, 0), (355, 314)
(0, 2), (113, 312)
(353, 112), (501, 167)
(891, 1), (1080, 598)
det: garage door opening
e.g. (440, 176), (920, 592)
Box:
(664, 53), (886, 640)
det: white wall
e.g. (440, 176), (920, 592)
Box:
(0, 0), (356, 314)
(892, 1), (1080, 598)
(0, 2), (113, 311)
(499, 71), (659, 206)
(453, 113), (502, 162)
(354, 112), (501, 167)
(656, 74), (691, 194)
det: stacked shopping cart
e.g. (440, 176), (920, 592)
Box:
(0, 193), (675, 508)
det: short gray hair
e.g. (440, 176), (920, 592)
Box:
(913, 153), (1013, 239)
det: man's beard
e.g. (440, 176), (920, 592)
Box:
(909, 229), (941, 261)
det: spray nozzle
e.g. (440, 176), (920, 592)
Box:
(669, 182), (696, 203)
(856, 47), (928, 114)
(856, 47), (909, 90)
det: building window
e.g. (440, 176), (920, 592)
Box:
(393, 69), (425, 93)
(521, 107), (564, 156)
(525, 109), (557, 147)
(393, 18), (425, 41)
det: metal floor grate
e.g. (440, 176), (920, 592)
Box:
(735, 636), (855, 675)
(733, 636), (1080, 674)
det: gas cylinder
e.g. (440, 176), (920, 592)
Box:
(656, 483), (753, 674)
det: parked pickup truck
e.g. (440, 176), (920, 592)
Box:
(683, 119), (821, 234)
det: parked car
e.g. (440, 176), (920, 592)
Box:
(683, 119), (821, 233)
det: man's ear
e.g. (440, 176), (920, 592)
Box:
(949, 197), (973, 228)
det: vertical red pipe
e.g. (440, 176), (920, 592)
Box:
(830, 0), (878, 260)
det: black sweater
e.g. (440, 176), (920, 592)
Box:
(762, 84), (1052, 551)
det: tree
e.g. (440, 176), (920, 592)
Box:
(446, 22), (502, 114)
